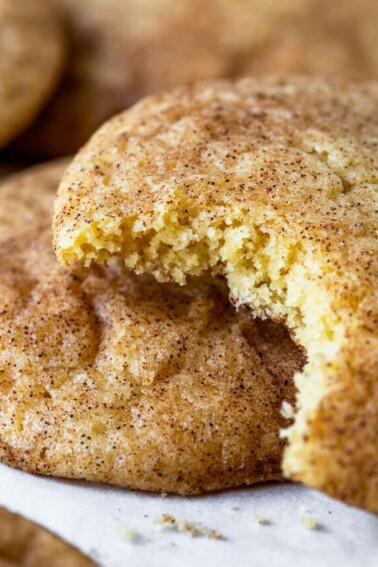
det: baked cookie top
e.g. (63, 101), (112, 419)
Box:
(54, 75), (378, 512)
(0, 507), (96, 566)
(17, 0), (378, 157)
(0, 0), (64, 149)
(0, 161), (303, 495)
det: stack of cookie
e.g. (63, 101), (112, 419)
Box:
(0, 3), (377, 559)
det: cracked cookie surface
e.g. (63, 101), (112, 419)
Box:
(0, 161), (304, 494)
(54, 75), (378, 511)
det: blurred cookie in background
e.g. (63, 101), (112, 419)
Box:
(0, 0), (64, 150)
(0, 507), (97, 567)
(15, 0), (378, 159)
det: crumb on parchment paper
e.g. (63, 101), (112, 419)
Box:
(117, 523), (142, 543)
(301, 516), (318, 530)
(256, 514), (268, 526)
(156, 514), (224, 540)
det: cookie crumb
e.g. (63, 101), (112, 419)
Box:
(301, 516), (317, 530)
(256, 514), (268, 526)
(157, 514), (177, 528)
(117, 523), (140, 542)
(156, 514), (224, 540)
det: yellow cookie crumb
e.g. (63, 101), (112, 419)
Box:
(301, 516), (317, 530)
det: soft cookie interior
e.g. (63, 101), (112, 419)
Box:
(53, 76), (378, 512)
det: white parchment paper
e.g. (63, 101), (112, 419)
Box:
(0, 463), (377, 567)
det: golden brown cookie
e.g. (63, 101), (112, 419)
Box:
(0, 162), (304, 494)
(17, 0), (378, 157)
(53, 76), (378, 512)
(0, 507), (96, 567)
(0, 0), (64, 150)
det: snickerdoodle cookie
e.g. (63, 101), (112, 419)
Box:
(17, 0), (378, 157)
(53, 75), (378, 512)
(0, 507), (96, 566)
(0, 0), (64, 149)
(0, 161), (303, 494)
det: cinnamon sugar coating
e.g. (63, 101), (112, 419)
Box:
(0, 162), (303, 494)
(54, 76), (378, 511)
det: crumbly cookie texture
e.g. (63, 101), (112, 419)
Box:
(0, 0), (64, 149)
(54, 75), (378, 512)
(0, 162), (303, 494)
(17, 0), (378, 157)
(0, 507), (96, 566)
